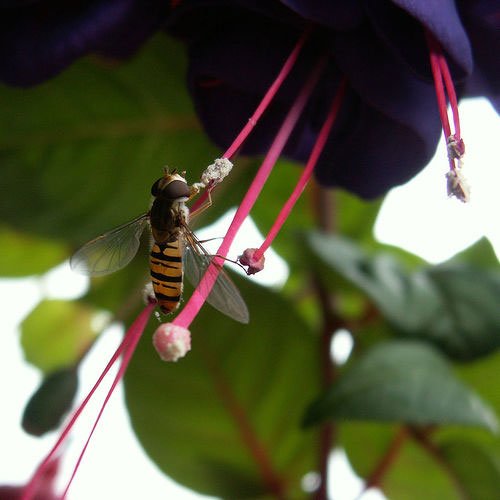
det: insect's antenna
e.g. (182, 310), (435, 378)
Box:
(163, 166), (181, 176)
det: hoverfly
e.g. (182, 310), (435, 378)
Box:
(70, 170), (249, 323)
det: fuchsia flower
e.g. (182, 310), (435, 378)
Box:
(1, 2), (497, 197)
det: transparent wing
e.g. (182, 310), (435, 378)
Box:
(183, 229), (249, 324)
(70, 214), (149, 276)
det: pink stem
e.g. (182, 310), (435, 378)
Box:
(22, 302), (156, 500)
(254, 78), (347, 261)
(190, 28), (311, 214)
(175, 57), (327, 329)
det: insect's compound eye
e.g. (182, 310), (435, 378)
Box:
(151, 178), (162, 196)
(163, 180), (190, 200)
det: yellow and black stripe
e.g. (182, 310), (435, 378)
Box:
(150, 240), (183, 314)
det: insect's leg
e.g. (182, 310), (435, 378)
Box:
(210, 253), (248, 274)
(188, 183), (201, 201)
(198, 236), (222, 245)
(189, 187), (213, 218)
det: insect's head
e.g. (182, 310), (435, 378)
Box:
(151, 169), (190, 200)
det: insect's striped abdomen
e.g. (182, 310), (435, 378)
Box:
(150, 240), (183, 314)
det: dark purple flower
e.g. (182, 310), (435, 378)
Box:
(0, 0), (170, 86)
(2, 1), (497, 198)
(165, 0), (499, 198)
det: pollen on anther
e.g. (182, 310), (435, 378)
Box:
(238, 248), (265, 275)
(153, 323), (191, 362)
(446, 169), (470, 203)
(447, 135), (465, 161)
(200, 158), (233, 187)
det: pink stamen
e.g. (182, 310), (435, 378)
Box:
(22, 301), (156, 500)
(425, 30), (464, 170)
(426, 31), (452, 140)
(252, 78), (347, 263)
(439, 57), (461, 141)
(190, 28), (311, 213)
(175, 57), (328, 329)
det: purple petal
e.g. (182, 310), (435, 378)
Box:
(0, 0), (169, 86)
(459, 0), (500, 109)
(279, 0), (364, 30)
(367, 0), (472, 79)
(166, 0), (303, 42)
(315, 93), (440, 198)
(333, 23), (441, 141)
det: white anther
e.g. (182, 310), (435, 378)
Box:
(200, 158), (233, 187)
(446, 168), (470, 203)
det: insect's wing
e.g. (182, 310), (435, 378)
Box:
(183, 239), (249, 324)
(70, 214), (149, 276)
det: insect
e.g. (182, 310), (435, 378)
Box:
(70, 169), (249, 323)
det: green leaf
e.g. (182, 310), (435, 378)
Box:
(416, 351), (500, 498)
(456, 350), (500, 422)
(336, 190), (381, 244)
(20, 299), (98, 372)
(0, 226), (67, 276)
(22, 367), (78, 436)
(339, 423), (460, 500)
(340, 353), (500, 500)
(447, 237), (499, 269)
(0, 35), (218, 245)
(439, 439), (500, 500)
(306, 231), (500, 361)
(125, 277), (320, 498)
(304, 340), (498, 431)
(305, 232), (437, 331)
(417, 265), (500, 360)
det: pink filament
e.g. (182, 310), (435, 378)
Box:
(254, 78), (347, 261)
(425, 30), (463, 170)
(438, 56), (461, 140)
(22, 302), (156, 500)
(426, 32), (452, 139)
(190, 28), (311, 214)
(175, 57), (327, 329)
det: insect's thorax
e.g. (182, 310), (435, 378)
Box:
(149, 197), (188, 244)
